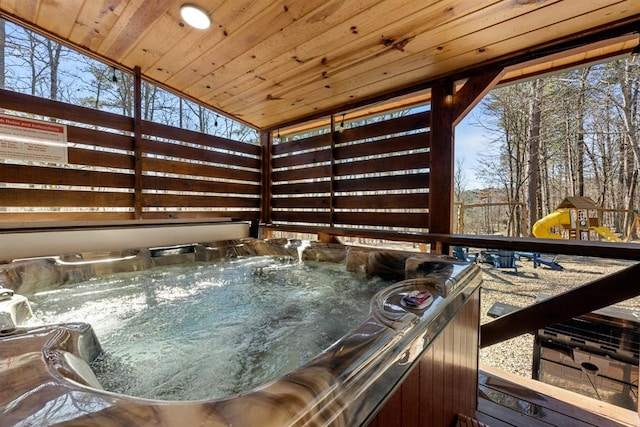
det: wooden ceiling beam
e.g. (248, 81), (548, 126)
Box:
(452, 68), (504, 127)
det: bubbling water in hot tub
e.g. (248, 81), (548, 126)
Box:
(30, 255), (393, 401)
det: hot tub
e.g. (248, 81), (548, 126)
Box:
(0, 238), (481, 426)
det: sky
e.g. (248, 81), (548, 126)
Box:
(454, 107), (490, 191)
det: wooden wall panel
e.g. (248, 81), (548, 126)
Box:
(0, 90), (261, 223)
(272, 148), (331, 169)
(334, 174), (429, 193)
(270, 210), (331, 225)
(68, 148), (134, 170)
(140, 176), (259, 195)
(0, 88), (133, 131)
(272, 133), (331, 155)
(141, 158), (259, 182)
(0, 211), (135, 222)
(366, 288), (480, 427)
(334, 153), (428, 176)
(142, 194), (260, 208)
(143, 210), (256, 220)
(334, 212), (428, 228)
(1, 87), (433, 228)
(335, 111), (430, 143)
(142, 120), (261, 156)
(334, 133), (428, 160)
(0, 164), (134, 188)
(334, 193), (428, 209)
(2, 189), (134, 207)
(270, 131), (331, 233)
(271, 181), (331, 195)
(141, 138), (260, 170)
(271, 197), (329, 209)
(66, 126), (134, 151)
(272, 164), (331, 182)
(270, 109), (430, 232)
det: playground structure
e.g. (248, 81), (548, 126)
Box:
(532, 197), (622, 242)
(454, 196), (627, 272)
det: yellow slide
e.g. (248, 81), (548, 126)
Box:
(532, 209), (622, 242)
(590, 226), (622, 242)
(531, 210), (569, 239)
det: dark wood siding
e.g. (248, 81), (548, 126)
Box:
(270, 110), (430, 232)
(367, 287), (480, 427)
(0, 89), (261, 222)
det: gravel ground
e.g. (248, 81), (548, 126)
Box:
(478, 253), (638, 378)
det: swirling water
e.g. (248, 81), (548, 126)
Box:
(30, 256), (391, 401)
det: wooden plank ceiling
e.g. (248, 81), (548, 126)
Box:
(1, 0), (639, 131)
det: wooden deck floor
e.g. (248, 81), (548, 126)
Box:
(477, 365), (639, 427)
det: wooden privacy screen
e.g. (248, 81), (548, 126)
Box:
(0, 89), (261, 222)
(270, 110), (430, 232)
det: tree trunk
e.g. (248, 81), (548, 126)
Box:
(575, 68), (591, 197)
(0, 19), (5, 89)
(47, 40), (61, 100)
(527, 79), (542, 235)
(619, 59), (640, 232)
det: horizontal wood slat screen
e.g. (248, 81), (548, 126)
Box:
(0, 164), (134, 189)
(140, 176), (259, 195)
(271, 147), (332, 169)
(271, 181), (332, 195)
(270, 110), (430, 232)
(272, 133), (331, 156)
(270, 210), (332, 225)
(335, 193), (429, 209)
(334, 152), (429, 176)
(272, 164), (331, 182)
(0, 89), (261, 222)
(2, 188), (134, 207)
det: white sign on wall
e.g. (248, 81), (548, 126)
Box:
(0, 113), (68, 164)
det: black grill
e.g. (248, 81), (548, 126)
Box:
(533, 298), (639, 411)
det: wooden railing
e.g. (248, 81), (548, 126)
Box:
(480, 262), (640, 348)
(261, 224), (640, 260)
(262, 224), (640, 349)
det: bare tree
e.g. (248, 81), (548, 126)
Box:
(527, 79), (542, 234)
(0, 19), (5, 89)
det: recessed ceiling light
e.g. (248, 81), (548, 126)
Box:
(180, 4), (211, 30)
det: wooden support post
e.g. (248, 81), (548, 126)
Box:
(330, 115), (336, 228)
(133, 66), (143, 219)
(429, 80), (455, 241)
(451, 68), (504, 127)
(260, 130), (272, 226)
(429, 69), (503, 241)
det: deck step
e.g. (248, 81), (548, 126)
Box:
(457, 413), (490, 427)
(479, 365), (639, 426)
